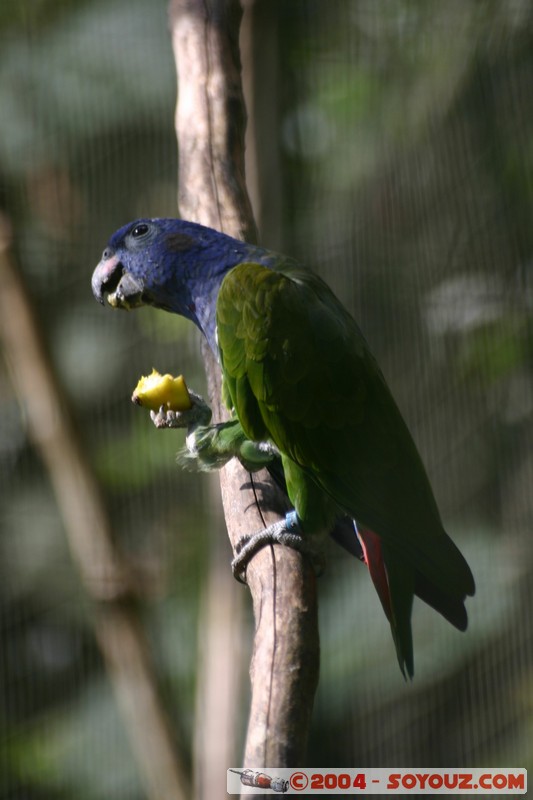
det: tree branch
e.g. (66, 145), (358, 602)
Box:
(169, 0), (320, 773)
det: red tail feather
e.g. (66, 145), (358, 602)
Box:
(356, 526), (392, 622)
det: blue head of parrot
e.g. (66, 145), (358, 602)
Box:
(91, 217), (272, 351)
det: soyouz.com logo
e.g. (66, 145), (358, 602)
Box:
(227, 767), (527, 794)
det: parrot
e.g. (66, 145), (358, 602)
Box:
(92, 218), (475, 678)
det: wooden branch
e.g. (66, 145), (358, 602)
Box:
(169, 0), (320, 775)
(0, 216), (190, 800)
(192, 478), (246, 800)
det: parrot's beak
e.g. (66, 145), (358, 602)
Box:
(91, 255), (145, 310)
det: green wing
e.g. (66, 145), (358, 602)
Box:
(216, 261), (474, 617)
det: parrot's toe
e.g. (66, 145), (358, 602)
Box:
(149, 391), (212, 431)
(150, 406), (176, 428)
(231, 512), (325, 583)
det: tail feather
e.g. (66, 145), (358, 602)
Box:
(356, 524), (472, 678)
(356, 526), (414, 678)
(383, 549), (415, 679)
(414, 572), (468, 631)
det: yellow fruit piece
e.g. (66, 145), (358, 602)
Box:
(132, 368), (192, 412)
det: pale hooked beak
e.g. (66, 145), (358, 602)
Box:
(91, 254), (145, 310)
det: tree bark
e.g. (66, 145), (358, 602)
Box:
(169, 0), (320, 778)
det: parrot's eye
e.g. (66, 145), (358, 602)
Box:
(131, 223), (149, 238)
(126, 221), (156, 249)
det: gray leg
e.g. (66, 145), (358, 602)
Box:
(232, 511), (325, 582)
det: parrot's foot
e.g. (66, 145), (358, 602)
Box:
(150, 391), (212, 430)
(232, 511), (325, 583)
(149, 387), (279, 473)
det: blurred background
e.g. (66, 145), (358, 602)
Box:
(1, 0), (532, 797)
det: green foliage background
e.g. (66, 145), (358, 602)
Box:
(0, 1), (532, 797)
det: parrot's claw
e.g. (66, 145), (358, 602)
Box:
(231, 511), (325, 583)
(149, 391), (212, 430)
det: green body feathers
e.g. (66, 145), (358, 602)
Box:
(217, 262), (474, 677)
